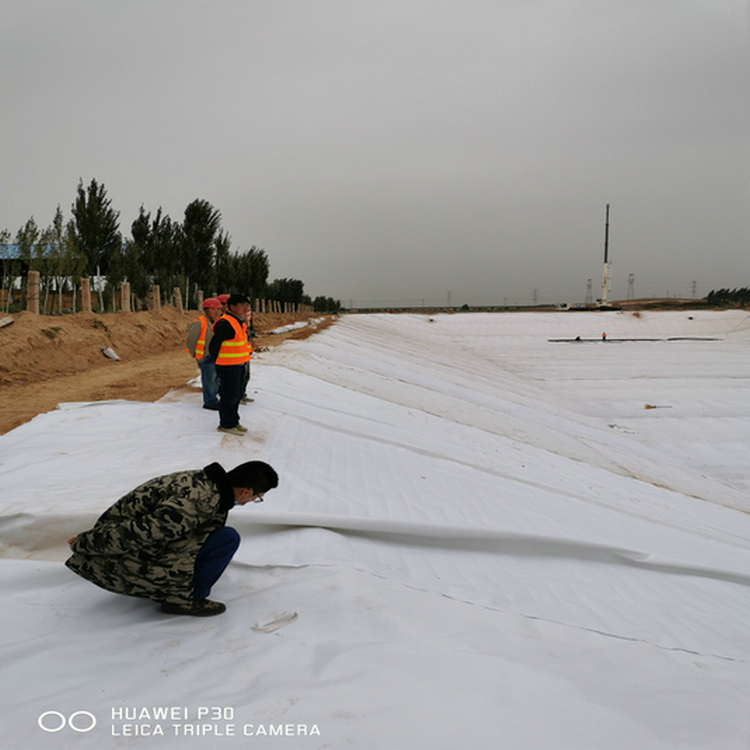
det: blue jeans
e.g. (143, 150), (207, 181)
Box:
(198, 355), (219, 407)
(193, 527), (240, 600)
(215, 364), (245, 428)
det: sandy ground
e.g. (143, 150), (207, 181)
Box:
(0, 308), (334, 435)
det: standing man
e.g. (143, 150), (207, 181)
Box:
(209, 294), (253, 436)
(66, 460), (279, 617)
(186, 298), (222, 410)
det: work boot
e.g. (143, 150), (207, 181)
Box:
(160, 599), (226, 617)
(217, 426), (245, 436)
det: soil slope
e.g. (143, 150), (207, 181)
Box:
(0, 308), (333, 434)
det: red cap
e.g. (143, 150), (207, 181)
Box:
(217, 294), (230, 304)
(202, 298), (222, 309)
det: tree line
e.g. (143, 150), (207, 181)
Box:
(706, 288), (750, 308)
(0, 178), (342, 314)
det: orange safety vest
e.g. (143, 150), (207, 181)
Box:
(192, 316), (210, 360)
(213, 314), (252, 366)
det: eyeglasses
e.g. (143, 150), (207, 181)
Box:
(252, 493), (265, 504)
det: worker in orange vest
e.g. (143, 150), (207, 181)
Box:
(208, 294), (253, 436)
(217, 293), (254, 405)
(186, 298), (223, 410)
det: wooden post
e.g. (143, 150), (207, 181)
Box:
(120, 281), (131, 312)
(27, 270), (40, 314)
(152, 285), (161, 313)
(173, 287), (183, 313)
(80, 277), (92, 313)
(197, 290), (204, 310)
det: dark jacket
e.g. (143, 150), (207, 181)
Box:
(65, 463), (234, 605)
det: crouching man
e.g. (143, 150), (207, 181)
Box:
(65, 461), (278, 617)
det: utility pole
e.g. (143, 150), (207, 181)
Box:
(601, 204), (611, 306)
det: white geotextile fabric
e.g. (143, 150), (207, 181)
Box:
(2, 310), (750, 749)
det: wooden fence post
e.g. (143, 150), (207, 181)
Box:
(121, 281), (131, 312)
(80, 277), (92, 313)
(27, 270), (40, 314)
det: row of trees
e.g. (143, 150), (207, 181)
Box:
(706, 288), (750, 308)
(1, 206), (87, 314)
(1, 179), (342, 314)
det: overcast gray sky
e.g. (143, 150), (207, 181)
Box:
(2, 1), (748, 307)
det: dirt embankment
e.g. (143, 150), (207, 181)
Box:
(0, 308), (335, 435)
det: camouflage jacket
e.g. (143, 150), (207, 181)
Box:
(65, 464), (232, 605)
